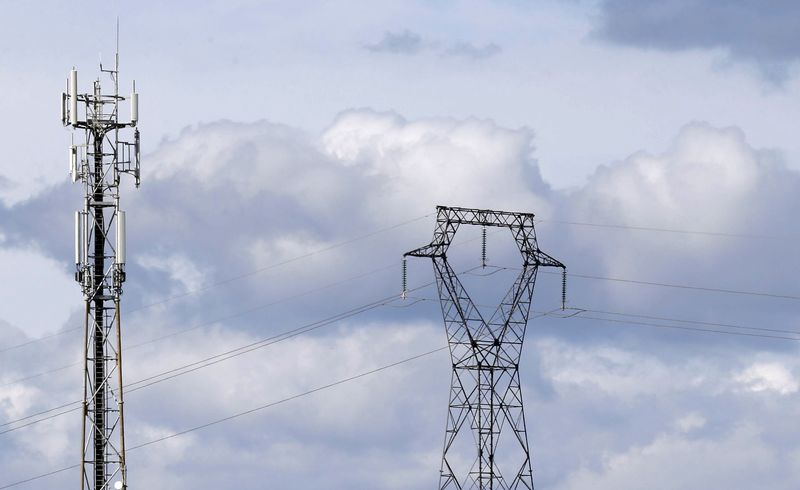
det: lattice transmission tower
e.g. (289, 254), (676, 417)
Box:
(404, 206), (565, 489)
(62, 41), (140, 490)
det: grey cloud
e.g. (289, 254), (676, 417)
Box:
(363, 30), (501, 60)
(443, 42), (502, 60)
(363, 30), (424, 55)
(0, 174), (14, 206)
(595, 0), (800, 82)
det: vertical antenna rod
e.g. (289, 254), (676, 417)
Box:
(63, 37), (141, 490)
(405, 205), (565, 489)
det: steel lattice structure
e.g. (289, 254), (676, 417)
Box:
(63, 47), (140, 490)
(405, 206), (565, 490)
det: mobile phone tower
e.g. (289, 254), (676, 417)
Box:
(404, 206), (565, 489)
(62, 42), (140, 490)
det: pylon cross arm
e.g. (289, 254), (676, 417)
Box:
(405, 206), (563, 270)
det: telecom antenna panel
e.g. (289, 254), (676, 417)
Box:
(405, 206), (565, 489)
(63, 41), (140, 490)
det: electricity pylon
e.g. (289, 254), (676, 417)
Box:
(62, 45), (140, 490)
(404, 206), (565, 489)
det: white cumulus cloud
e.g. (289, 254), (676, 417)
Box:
(736, 362), (799, 395)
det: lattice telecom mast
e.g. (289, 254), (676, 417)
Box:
(404, 206), (565, 489)
(62, 38), (140, 490)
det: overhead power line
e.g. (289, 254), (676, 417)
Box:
(544, 309), (800, 342)
(127, 345), (449, 451)
(129, 212), (435, 312)
(0, 274), (446, 434)
(0, 403), (79, 435)
(2, 286), (797, 489)
(5, 259), (799, 431)
(0, 262), (400, 390)
(1, 228), (491, 388)
(0, 213), (434, 354)
(0, 308), (554, 488)
(536, 218), (787, 240)
(0, 328), (80, 355)
(0, 464), (79, 490)
(407, 294), (800, 344)
(1, 213), (790, 354)
(6, 261), (800, 432)
(4, 236), (798, 442)
(407, 294), (800, 342)
(0, 364), (76, 390)
(0, 345), (449, 489)
(559, 271), (800, 301)
(2, 294), (796, 488)
(503, 266), (800, 302)
(575, 307), (800, 337)
(471, 265), (800, 303)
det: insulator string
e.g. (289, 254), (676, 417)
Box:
(401, 257), (408, 299)
(481, 226), (487, 268)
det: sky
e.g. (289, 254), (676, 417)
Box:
(1, 1), (800, 488)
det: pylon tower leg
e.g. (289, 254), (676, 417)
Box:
(434, 258), (536, 489)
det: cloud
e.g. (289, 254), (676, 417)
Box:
(570, 123), (771, 239)
(0, 111), (552, 344)
(363, 30), (425, 55)
(137, 252), (209, 294)
(3, 114), (798, 354)
(0, 382), (40, 420)
(362, 30), (501, 60)
(736, 362), (799, 395)
(0, 246), (75, 337)
(594, 0), (800, 82)
(444, 42), (502, 60)
(557, 425), (793, 490)
(2, 111), (800, 488)
(529, 338), (800, 488)
(674, 413), (706, 433)
(119, 321), (447, 489)
(535, 338), (720, 398)
(558, 122), (800, 321)
(321, 110), (550, 220)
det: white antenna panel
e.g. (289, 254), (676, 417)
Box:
(130, 91), (138, 125)
(69, 69), (78, 126)
(74, 211), (83, 265)
(116, 210), (126, 265)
